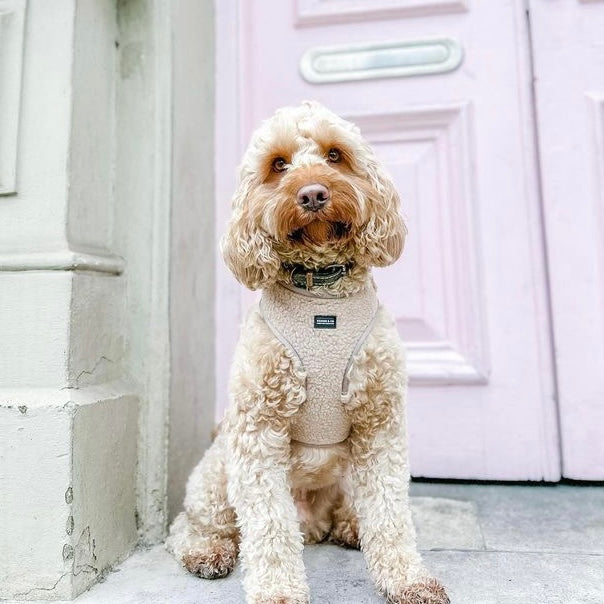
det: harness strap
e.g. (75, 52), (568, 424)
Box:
(259, 281), (379, 446)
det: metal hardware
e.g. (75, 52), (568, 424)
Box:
(300, 37), (463, 84)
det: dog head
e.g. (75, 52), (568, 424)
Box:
(221, 101), (406, 290)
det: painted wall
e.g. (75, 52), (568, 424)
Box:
(1, 0), (217, 597)
(113, 0), (173, 547)
(167, 0), (216, 523)
(0, 0), (139, 599)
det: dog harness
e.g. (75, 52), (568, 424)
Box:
(259, 280), (380, 445)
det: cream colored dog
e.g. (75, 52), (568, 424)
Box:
(167, 101), (449, 604)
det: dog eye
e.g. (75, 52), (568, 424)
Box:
(327, 148), (341, 163)
(271, 157), (287, 173)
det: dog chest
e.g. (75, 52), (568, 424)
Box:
(259, 282), (379, 445)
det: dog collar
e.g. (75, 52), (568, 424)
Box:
(285, 263), (354, 290)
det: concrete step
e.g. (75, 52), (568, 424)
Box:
(9, 483), (604, 604)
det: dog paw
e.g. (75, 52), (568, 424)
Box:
(328, 517), (360, 549)
(303, 527), (330, 545)
(301, 517), (331, 545)
(387, 577), (450, 604)
(181, 538), (238, 579)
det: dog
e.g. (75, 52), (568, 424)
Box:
(167, 101), (449, 604)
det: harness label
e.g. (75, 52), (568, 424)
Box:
(314, 315), (337, 329)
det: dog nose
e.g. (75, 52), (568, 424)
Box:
(297, 183), (330, 212)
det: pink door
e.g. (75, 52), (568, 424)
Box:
(215, 0), (561, 480)
(529, 0), (604, 479)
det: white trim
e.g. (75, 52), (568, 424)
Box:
(511, 0), (561, 480)
(214, 0), (244, 421)
(0, 250), (125, 273)
(0, 379), (138, 409)
(587, 92), (604, 300)
(406, 342), (487, 386)
(294, 0), (468, 27)
(136, 0), (173, 545)
(0, 0), (26, 195)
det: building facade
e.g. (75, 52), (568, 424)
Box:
(1, 0), (603, 599)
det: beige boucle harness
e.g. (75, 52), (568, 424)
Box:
(259, 281), (379, 445)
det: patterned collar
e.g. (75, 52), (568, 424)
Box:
(284, 263), (354, 290)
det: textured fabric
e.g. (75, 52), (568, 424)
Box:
(286, 263), (354, 289)
(259, 281), (379, 445)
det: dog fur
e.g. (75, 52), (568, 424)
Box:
(166, 101), (449, 604)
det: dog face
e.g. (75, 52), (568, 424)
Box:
(222, 101), (406, 290)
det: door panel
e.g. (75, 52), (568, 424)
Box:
(529, 0), (604, 479)
(215, 0), (560, 480)
(350, 105), (487, 386)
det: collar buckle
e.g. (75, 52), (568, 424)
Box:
(287, 262), (353, 290)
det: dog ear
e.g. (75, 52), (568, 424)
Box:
(220, 175), (281, 290)
(360, 154), (407, 267)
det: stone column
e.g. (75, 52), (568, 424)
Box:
(1, 1), (142, 598)
(0, 1), (216, 598)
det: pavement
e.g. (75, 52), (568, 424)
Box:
(12, 482), (604, 604)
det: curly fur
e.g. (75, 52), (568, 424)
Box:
(166, 101), (448, 604)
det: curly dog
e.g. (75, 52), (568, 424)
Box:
(167, 101), (449, 604)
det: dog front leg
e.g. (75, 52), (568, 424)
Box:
(350, 424), (449, 604)
(227, 427), (309, 604)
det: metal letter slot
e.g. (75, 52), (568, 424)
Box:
(300, 38), (463, 84)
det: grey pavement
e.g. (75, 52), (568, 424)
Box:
(14, 483), (604, 604)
